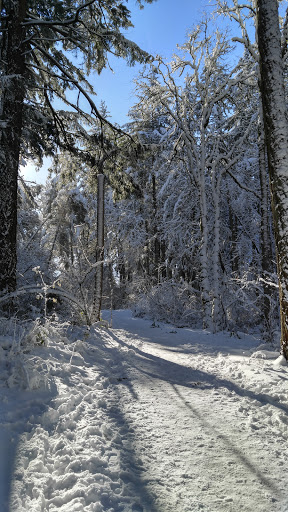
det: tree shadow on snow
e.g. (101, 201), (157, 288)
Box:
(2, 385), (58, 512)
(103, 330), (287, 498)
(103, 393), (160, 512)
(107, 330), (288, 414)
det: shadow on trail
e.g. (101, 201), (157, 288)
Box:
(104, 389), (159, 512)
(105, 311), (261, 357)
(107, 330), (288, 416)
(80, 333), (160, 511)
(3, 386), (58, 512)
(102, 329), (286, 498)
(172, 384), (279, 495)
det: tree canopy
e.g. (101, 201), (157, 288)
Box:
(0, 0), (156, 293)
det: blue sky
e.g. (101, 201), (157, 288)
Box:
(90, 0), (212, 125)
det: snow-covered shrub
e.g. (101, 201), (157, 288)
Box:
(22, 320), (49, 347)
(0, 316), (26, 339)
(223, 272), (280, 336)
(0, 317), (72, 390)
(133, 280), (202, 328)
(0, 319), (47, 390)
(7, 352), (50, 390)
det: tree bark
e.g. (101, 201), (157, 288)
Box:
(152, 173), (160, 283)
(258, 105), (274, 333)
(257, 0), (288, 358)
(199, 133), (213, 331)
(211, 172), (225, 331)
(93, 173), (105, 322)
(0, 0), (26, 293)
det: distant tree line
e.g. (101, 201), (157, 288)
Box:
(1, 0), (288, 357)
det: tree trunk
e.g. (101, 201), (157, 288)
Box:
(0, 0), (26, 293)
(227, 192), (240, 274)
(211, 173), (225, 331)
(257, 0), (288, 358)
(258, 105), (274, 334)
(152, 173), (160, 283)
(93, 174), (105, 322)
(199, 137), (213, 331)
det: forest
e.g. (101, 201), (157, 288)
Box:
(0, 0), (288, 353)
(2, 1), (288, 511)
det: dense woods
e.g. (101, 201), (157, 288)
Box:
(1, 0), (288, 351)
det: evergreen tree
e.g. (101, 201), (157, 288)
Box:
(0, 0), (155, 294)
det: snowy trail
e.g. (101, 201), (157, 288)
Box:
(3, 310), (288, 511)
(101, 313), (288, 512)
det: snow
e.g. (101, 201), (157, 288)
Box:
(1, 310), (288, 511)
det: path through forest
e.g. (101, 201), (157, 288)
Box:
(3, 310), (288, 511)
(101, 311), (288, 512)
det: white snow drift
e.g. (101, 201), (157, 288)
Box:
(0, 310), (287, 511)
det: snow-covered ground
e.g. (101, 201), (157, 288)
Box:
(1, 310), (288, 512)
